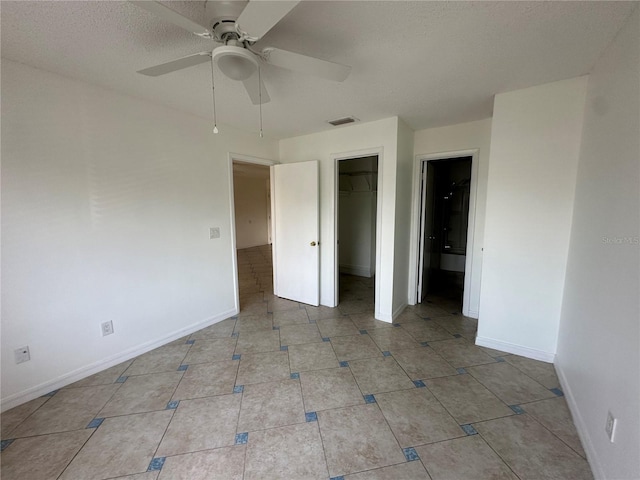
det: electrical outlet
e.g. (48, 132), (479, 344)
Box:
(210, 227), (220, 239)
(605, 411), (617, 442)
(101, 321), (114, 336)
(15, 346), (31, 364)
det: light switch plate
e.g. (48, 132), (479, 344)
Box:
(210, 227), (220, 239)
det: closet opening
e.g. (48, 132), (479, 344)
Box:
(336, 155), (379, 311)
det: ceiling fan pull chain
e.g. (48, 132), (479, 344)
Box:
(258, 65), (264, 138)
(210, 56), (219, 134)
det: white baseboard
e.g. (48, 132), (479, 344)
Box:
(374, 302), (408, 323)
(0, 308), (238, 412)
(339, 264), (373, 278)
(475, 336), (556, 363)
(237, 242), (270, 250)
(555, 362), (602, 479)
(392, 302), (408, 321)
(464, 308), (479, 319)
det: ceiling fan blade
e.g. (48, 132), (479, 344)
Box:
(137, 52), (211, 76)
(242, 73), (271, 105)
(236, 1), (300, 42)
(130, 1), (212, 38)
(262, 47), (351, 82)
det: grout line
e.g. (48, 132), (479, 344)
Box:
(521, 405), (588, 459)
(56, 423), (100, 479)
(312, 411), (333, 478)
(473, 424), (524, 480)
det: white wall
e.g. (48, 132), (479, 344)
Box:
(477, 77), (588, 361)
(412, 118), (492, 317)
(0, 60), (278, 409)
(556, 8), (639, 479)
(339, 192), (376, 277)
(392, 118), (415, 317)
(279, 117), (401, 320)
(233, 172), (269, 249)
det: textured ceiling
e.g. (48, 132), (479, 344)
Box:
(1, 1), (636, 139)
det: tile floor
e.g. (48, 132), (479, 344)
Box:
(0, 245), (593, 479)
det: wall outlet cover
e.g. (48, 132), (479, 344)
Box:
(210, 227), (221, 239)
(15, 346), (31, 364)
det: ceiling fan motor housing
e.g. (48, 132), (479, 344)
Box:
(211, 18), (239, 43)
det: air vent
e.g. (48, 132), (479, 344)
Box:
(328, 116), (358, 126)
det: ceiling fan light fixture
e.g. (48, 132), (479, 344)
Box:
(213, 46), (258, 81)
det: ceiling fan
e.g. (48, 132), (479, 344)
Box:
(131, 1), (352, 105)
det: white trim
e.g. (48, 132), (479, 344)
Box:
(230, 152), (277, 166)
(555, 363), (602, 479)
(334, 162), (339, 307)
(416, 161), (429, 302)
(228, 153), (277, 305)
(0, 309), (237, 412)
(464, 150), (480, 318)
(236, 241), (271, 250)
(408, 149), (480, 320)
(332, 147), (384, 313)
(475, 336), (556, 363)
(269, 166), (278, 296)
(376, 302), (408, 323)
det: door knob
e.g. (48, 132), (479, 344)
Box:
(310, 241), (317, 246)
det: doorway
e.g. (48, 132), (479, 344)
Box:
(232, 161), (271, 250)
(230, 156), (322, 312)
(229, 154), (276, 314)
(417, 156), (472, 311)
(335, 155), (379, 309)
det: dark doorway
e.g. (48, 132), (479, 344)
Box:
(417, 157), (472, 308)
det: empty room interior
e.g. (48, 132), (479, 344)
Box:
(1, 2), (638, 479)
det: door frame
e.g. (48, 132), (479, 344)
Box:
(416, 160), (435, 303)
(228, 152), (277, 314)
(332, 147), (383, 316)
(408, 149), (479, 317)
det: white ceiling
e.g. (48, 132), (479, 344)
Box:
(1, 1), (636, 139)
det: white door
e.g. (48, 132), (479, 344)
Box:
(271, 160), (320, 306)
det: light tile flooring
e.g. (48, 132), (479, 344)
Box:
(0, 245), (593, 479)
